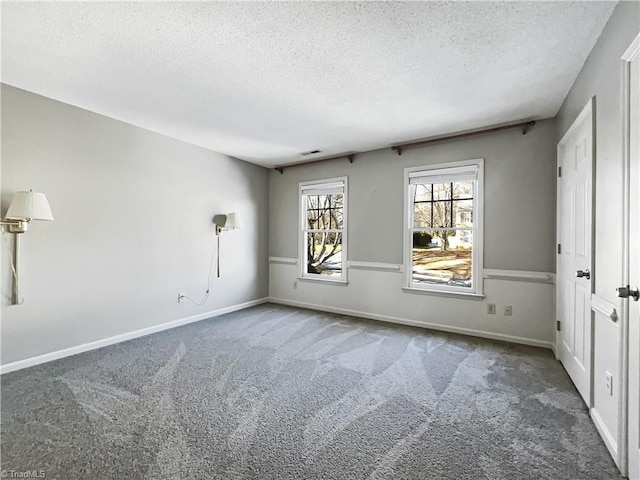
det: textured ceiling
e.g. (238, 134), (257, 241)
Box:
(1, 1), (616, 168)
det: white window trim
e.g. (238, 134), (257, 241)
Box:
(299, 176), (348, 283)
(403, 159), (484, 297)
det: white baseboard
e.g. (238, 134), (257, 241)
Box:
(268, 297), (554, 351)
(0, 297), (269, 375)
(591, 407), (618, 462)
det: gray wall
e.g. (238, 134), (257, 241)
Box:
(1, 84), (270, 365)
(556, 0), (640, 302)
(270, 118), (557, 272)
(555, 0), (639, 448)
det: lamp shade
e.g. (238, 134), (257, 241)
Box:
(225, 212), (243, 230)
(5, 191), (54, 221)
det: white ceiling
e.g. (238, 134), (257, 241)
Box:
(1, 1), (616, 168)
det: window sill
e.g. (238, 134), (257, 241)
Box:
(401, 287), (485, 300)
(297, 276), (349, 286)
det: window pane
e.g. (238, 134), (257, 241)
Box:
(319, 209), (331, 229)
(453, 199), (473, 227)
(432, 200), (452, 228)
(306, 195), (319, 210)
(307, 232), (342, 276)
(306, 193), (343, 230)
(433, 183), (452, 201)
(307, 209), (320, 229)
(453, 181), (474, 199)
(332, 210), (343, 229)
(413, 202), (432, 228)
(412, 229), (473, 288)
(414, 184), (432, 202)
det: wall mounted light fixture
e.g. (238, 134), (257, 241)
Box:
(214, 212), (243, 236)
(213, 212), (243, 277)
(1, 190), (54, 304)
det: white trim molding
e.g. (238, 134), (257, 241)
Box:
(0, 297), (269, 375)
(296, 276), (348, 286)
(401, 286), (485, 300)
(269, 256), (298, 265)
(270, 258), (554, 285)
(592, 407), (619, 460)
(622, 32), (640, 61)
(347, 261), (402, 272)
(268, 297), (554, 351)
(483, 269), (555, 284)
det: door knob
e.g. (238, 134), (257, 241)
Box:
(617, 285), (640, 301)
(576, 269), (591, 280)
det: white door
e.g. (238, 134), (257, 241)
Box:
(556, 100), (594, 406)
(624, 38), (640, 480)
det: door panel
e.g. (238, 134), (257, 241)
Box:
(557, 101), (593, 406)
(575, 184), (586, 257)
(561, 278), (573, 353)
(561, 186), (573, 254)
(574, 285), (587, 367)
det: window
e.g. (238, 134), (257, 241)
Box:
(299, 177), (348, 282)
(404, 160), (483, 295)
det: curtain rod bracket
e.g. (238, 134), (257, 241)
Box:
(392, 146), (402, 156)
(521, 121), (536, 135)
(275, 167), (284, 174)
(347, 154), (355, 164)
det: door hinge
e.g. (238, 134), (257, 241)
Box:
(558, 166), (562, 177)
(556, 321), (561, 331)
(557, 244), (561, 254)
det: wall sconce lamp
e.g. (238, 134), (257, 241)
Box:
(213, 212), (243, 277)
(1, 190), (54, 305)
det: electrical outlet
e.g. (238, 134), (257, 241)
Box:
(177, 293), (186, 303)
(504, 305), (512, 316)
(605, 371), (613, 396)
(487, 303), (496, 314)
(293, 281), (298, 290)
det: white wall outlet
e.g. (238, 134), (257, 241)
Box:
(605, 371), (613, 396)
(504, 305), (512, 316)
(487, 303), (496, 314)
(177, 293), (186, 303)
(293, 281), (298, 290)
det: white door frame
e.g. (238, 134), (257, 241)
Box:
(620, 32), (640, 480)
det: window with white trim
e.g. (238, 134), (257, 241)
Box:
(299, 177), (347, 281)
(404, 160), (483, 295)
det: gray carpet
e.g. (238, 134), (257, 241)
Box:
(1, 304), (622, 479)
